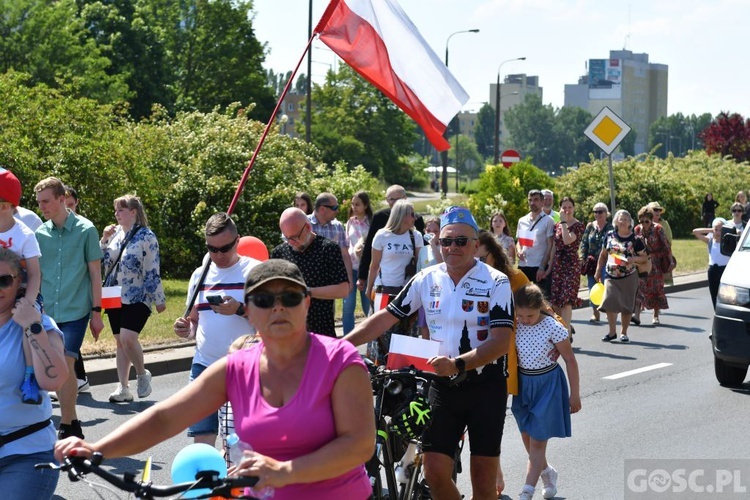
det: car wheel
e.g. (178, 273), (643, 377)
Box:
(714, 356), (748, 387)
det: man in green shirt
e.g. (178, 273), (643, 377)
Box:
(35, 177), (104, 440)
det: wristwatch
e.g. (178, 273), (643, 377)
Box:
(235, 303), (246, 317)
(454, 357), (466, 374)
(92, 306), (103, 313)
(26, 322), (43, 335)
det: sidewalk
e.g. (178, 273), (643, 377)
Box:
(84, 272), (708, 387)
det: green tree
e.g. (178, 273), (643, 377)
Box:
(554, 106), (597, 167)
(77, 0), (171, 119)
(449, 135), (484, 183)
(0, 0), (129, 103)
(473, 103), (495, 159)
(505, 94), (557, 172)
(649, 112), (713, 158)
(310, 64), (418, 184)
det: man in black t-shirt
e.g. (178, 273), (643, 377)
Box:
(272, 208), (349, 337)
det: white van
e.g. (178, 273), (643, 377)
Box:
(711, 223), (750, 386)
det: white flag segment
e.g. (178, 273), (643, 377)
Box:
(315, 0), (470, 151)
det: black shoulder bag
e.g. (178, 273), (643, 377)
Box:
(102, 225), (141, 287)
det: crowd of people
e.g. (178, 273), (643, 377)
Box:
(2, 167), (745, 499)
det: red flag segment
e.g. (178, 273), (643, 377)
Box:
(316, 0), (469, 151)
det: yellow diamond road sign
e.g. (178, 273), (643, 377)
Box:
(584, 106), (631, 155)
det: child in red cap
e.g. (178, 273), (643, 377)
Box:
(0, 167), (44, 403)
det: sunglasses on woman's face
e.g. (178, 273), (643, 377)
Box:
(733, 209), (744, 213)
(206, 237), (238, 254)
(439, 237), (476, 247)
(246, 291), (308, 309)
(0, 274), (17, 289)
(593, 210), (606, 214)
(639, 219), (651, 224)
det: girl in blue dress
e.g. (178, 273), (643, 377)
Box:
(512, 283), (581, 500)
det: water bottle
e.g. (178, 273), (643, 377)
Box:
(395, 441), (418, 484)
(226, 433), (275, 500)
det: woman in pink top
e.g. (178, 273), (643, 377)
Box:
(55, 259), (374, 500)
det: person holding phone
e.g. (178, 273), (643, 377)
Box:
(172, 212), (260, 446)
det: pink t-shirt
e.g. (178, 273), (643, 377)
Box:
(226, 334), (371, 500)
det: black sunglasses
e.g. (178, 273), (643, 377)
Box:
(0, 273), (17, 289)
(732, 209), (744, 213)
(639, 219), (651, 224)
(322, 204), (340, 211)
(246, 291), (308, 309)
(206, 237), (238, 254)
(439, 237), (476, 247)
(593, 210), (606, 214)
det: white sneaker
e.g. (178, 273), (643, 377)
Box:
(541, 465), (558, 498)
(77, 378), (90, 393)
(49, 391), (58, 401)
(109, 385), (134, 403)
(137, 370), (152, 398)
(519, 486), (535, 500)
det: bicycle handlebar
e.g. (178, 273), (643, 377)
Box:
(369, 365), (467, 386)
(36, 453), (259, 499)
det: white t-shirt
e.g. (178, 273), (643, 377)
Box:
(515, 315), (569, 370)
(13, 207), (43, 232)
(187, 256), (259, 366)
(516, 212), (555, 268)
(0, 221), (41, 261)
(372, 229), (423, 287)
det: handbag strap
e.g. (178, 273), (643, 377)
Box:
(529, 212), (546, 232)
(0, 419), (51, 447)
(102, 225), (141, 284)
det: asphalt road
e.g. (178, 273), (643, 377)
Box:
(52, 286), (750, 499)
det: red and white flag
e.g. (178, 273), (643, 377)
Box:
(608, 253), (628, 267)
(386, 335), (440, 372)
(517, 229), (536, 247)
(315, 0), (470, 151)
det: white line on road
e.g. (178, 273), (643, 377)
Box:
(603, 363), (673, 380)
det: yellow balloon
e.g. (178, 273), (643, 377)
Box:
(590, 282), (605, 306)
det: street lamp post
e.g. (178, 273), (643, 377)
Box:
(493, 57), (526, 165)
(441, 29), (479, 198)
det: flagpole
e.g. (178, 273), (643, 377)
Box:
(226, 32), (318, 216)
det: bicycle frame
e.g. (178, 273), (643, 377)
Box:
(36, 453), (259, 499)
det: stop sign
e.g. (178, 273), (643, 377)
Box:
(501, 149), (520, 168)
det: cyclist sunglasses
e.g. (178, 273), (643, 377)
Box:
(206, 237), (238, 253)
(0, 273), (17, 289)
(246, 291), (308, 309)
(439, 237), (476, 247)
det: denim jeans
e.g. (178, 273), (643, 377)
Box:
(342, 269), (371, 335)
(187, 363), (218, 436)
(0, 450), (59, 500)
(58, 315), (91, 359)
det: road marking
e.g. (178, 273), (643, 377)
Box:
(603, 363), (673, 380)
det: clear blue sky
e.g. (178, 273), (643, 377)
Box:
(252, 0), (749, 118)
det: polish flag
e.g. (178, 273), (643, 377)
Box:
(102, 286), (122, 310)
(386, 335), (440, 372)
(518, 229), (536, 247)
(608, 253), (628, 267)
(373, 292), (391, 313)
(315, 0), (470, 151)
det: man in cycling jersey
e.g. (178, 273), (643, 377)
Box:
(345, 206), (514, 500)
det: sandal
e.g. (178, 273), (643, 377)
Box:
(589, 315), (599, 323)
(601, 333), (616, 342)
(652, 317), (660, 325)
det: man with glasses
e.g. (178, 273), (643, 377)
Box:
(345, 206), (514, 500)
(272, 207), (349, 337)
(357, 185), (425, 293)
(308, 192), (352, 288)
(516, 189), (556, 298)
(172, 212), (259, 446)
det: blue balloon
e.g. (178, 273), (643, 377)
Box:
(171, 443), (227, 498)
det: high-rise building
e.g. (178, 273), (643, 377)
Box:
(564, 50), (668, 154)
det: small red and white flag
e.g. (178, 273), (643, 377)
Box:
(372, 292), (391, 313)
(102, 286), (122, 310)
(608, 253), (628, 267)
(315, 0), (470, 151)
(517, 229), (536, 247)
(386, 335), (440, 372)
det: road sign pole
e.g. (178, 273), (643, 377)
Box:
(607, 154), (617, 214)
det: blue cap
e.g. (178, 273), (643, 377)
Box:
(440, 206), (479, 233)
